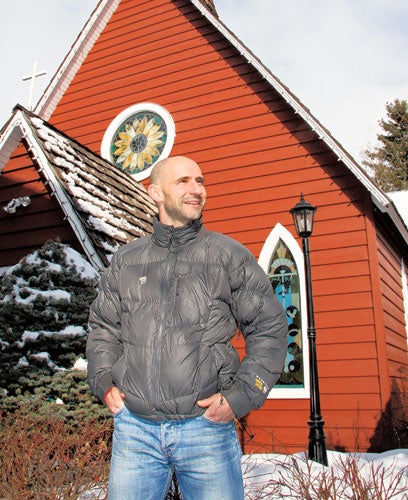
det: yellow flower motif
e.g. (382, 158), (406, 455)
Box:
(113, 115), (165, 173)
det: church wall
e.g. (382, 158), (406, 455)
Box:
(38, 0), (401, 452)
(373, 220), (408, 444)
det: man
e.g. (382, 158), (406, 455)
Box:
(87, 156), (288, 500)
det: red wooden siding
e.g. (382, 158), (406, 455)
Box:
(18, 0), (405, 453)
(376, 225), (408, 427)
(0, 143), (82, 266)
(50, 0), (382, 453)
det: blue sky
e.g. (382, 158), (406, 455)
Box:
(1, 0), (407, 161)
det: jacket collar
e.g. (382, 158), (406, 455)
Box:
(153, 216), (202, 248)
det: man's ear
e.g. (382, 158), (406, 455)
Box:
(148, 183), (163, 203)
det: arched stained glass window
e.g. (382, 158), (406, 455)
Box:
(270, 241), (303, 387)
(258, 223), (310, 399)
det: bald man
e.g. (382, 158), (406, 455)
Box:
(87, 156), (287, 500)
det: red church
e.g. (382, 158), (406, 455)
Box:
(1, 0), (407, 454)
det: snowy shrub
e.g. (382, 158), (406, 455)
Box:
(0, 240), (106, 419)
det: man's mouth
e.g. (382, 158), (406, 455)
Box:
(184, 198), (202, 206)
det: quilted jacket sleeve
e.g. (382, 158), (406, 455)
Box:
(86, 252), (124, 402)
(222, 246), (288, 419)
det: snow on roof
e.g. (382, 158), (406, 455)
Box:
(28, 110), (157, 264)
(388, 191), (408, 230)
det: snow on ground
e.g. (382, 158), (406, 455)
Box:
(242, 449), (408, 499)
(79, 450), (408, 499)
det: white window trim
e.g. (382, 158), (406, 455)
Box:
(258, 223), (310, 399)
(101, 102), (176, 181)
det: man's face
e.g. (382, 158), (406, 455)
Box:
(157, 158), (207, 227)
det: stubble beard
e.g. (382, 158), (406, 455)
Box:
(181, 197), (205, 222)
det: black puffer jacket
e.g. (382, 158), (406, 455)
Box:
(86, 217), (287, 420)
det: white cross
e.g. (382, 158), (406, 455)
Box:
(22, 61), (47, 111)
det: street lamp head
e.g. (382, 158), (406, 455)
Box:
(290, 194), (317, 238)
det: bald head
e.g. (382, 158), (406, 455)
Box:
(150, 156), (198, 186)
(148, 156), (206, 227)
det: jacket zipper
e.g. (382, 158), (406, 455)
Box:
(152, 231), (176, 408)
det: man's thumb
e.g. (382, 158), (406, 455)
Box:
(196, 397), (210, 408)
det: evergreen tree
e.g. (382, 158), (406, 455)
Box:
(0, 240), (108, 419)
(362, 98), (408, 192)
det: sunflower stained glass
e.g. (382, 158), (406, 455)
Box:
(101, 103), (176, 181)
(110, 112), (166, 175)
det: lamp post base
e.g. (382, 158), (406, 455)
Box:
(308, 419), (328, 466)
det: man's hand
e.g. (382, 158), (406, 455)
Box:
(104, 386), (126, 415)
(197, 393), (235, 423)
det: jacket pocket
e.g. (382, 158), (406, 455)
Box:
(111, 352), (127, 388)
(212, 342), (239, 390)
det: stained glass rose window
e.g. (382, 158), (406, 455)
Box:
(101, 103), (175, 181)
(111, 112), (166, 174)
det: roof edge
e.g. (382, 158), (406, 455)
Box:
(190, 0), (407, 245)
(0, 110), (24, 171)
(375, 193), (408, 242)
(34, 0), (120, 121)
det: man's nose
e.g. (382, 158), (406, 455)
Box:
(189, 181), (205, 195)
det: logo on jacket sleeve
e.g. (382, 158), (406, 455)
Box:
(139, 276), (147, 285)
(255, 375), (269, 394)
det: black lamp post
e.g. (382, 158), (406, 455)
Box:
(290, 194), (328, 466)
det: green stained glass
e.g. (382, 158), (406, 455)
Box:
(269, 240), (304, 388)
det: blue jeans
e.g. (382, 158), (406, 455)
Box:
(108, 406), (244, 500)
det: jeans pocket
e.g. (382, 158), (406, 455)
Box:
(201, 414), (232, 426)
(113, 405), (127, 418)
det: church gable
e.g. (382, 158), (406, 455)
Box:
(0, 106), (156, 269)
(33, 0), (405, 247)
